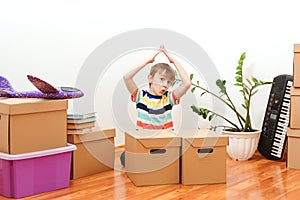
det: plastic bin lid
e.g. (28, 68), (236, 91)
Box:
(0, 143), (77, 160)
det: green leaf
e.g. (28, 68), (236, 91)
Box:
(251, 90), (258, 96)
(190, 74), (194, 81)
(252, 77), (258, 84)
(243, 87), (249, 95)
(246, 78), (253, 87)
(244, 100), (249, 107)
(244, 83), (251, 90)
(240, 52), (246, 60)
(235, 70), (242, 75)
(208, 114), (215, 121)
(191, 105), (210, 120)
(234, 83), (242, 87)
(216, 79), (226, 93)
(191, 87), (196, 93)
(242, 104), (247, 109)
(235, 76), (242, 82)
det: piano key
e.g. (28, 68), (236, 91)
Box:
(271, 151), (280, 157)
(282, 102), (290, 107)
(271, 153), (281, 158)
(271, 148), (278, 153)
(274, 137), (285, 142)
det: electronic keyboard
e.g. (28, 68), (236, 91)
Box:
(258, 74), (293, 160)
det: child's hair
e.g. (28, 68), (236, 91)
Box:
(149, 63), (176, 83)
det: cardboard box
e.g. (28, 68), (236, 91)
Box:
(125, 130), (181, 186)
(287, 128), (300, 169)
(180, 129), (228, 185)
(0, 98), (68, 154)
(294, 44), (300, 87)
(0, 144), (76, 198)
(290, 87), (300, 129)
(67, 128), (116, 179)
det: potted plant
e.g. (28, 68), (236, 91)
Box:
(190, 52), (273, 160)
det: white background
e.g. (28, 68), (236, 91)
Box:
(0, 0), (298, 145)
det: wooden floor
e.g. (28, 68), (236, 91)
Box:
(2, 148), (300, 200)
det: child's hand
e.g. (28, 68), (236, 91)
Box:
(161, 46), (175, 64)
(147, 47), (162, 64)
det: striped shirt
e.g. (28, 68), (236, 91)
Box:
(131, 89), (179, 129)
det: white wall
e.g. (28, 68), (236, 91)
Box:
(0, 0), (298, 145)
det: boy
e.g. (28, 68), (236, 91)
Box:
(121, 45), (191, 165)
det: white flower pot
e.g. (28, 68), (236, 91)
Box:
(222, 130), (261, 161)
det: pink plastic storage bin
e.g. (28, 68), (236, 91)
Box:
(0, 144), (76, 198)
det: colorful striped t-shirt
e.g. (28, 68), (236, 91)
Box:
(131, 89), (179, 129)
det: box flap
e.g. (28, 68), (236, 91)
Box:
(287, 128), (300, 137)
(67, 127), (116, 144)
(125, 130), (181, 148)
(294, 44), (300, 53)
(291, 87), (300, 96)
(178, 129), (228, 147)
(0, 98), (68, 115)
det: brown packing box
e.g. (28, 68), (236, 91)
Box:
(290, 87), (300, 129)
(287, 128), (300, 169)
(0, 98), (67, 154)
(179, 129), (228, 185)
(125, 130), (181, 186)
(294, 44), (300, 87)
(67, 127), (116, 179)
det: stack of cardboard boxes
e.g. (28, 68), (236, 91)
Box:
(125, 129), (228, 186)
(64, 111), (116, 179)
(0, 98), (75, 198)
(0, 98), (117, 198)
(287, 44), (300, 169)
(67, 127), (116, 179)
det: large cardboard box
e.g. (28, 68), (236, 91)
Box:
(0, 98), (67, 154)
(287, 128), (300, 169)
(290, 87), (300, 129)
(125, 130), (181, 186)
(180, 129), (228, 185)
(294, 44), (300, 87)
(67, 128), (115, 179)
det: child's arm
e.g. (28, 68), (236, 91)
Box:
(123, 49), (161, 95)
(161, 47), (191, 99)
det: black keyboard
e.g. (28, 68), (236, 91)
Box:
(258, 74), (293, 160)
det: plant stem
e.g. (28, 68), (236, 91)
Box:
(192, 83), (246, 124)
(244, 89), (252, 131)
(223, 90), (244, 129)
(197, 107), (241, 131)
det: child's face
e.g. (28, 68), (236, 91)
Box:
(148, 72), (173, 96)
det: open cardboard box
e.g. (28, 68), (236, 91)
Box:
(125, 130), (181, 186)
(67, 127), (116, 179)
(0, 98), (67, 154)
(179, 129), (228, 185)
